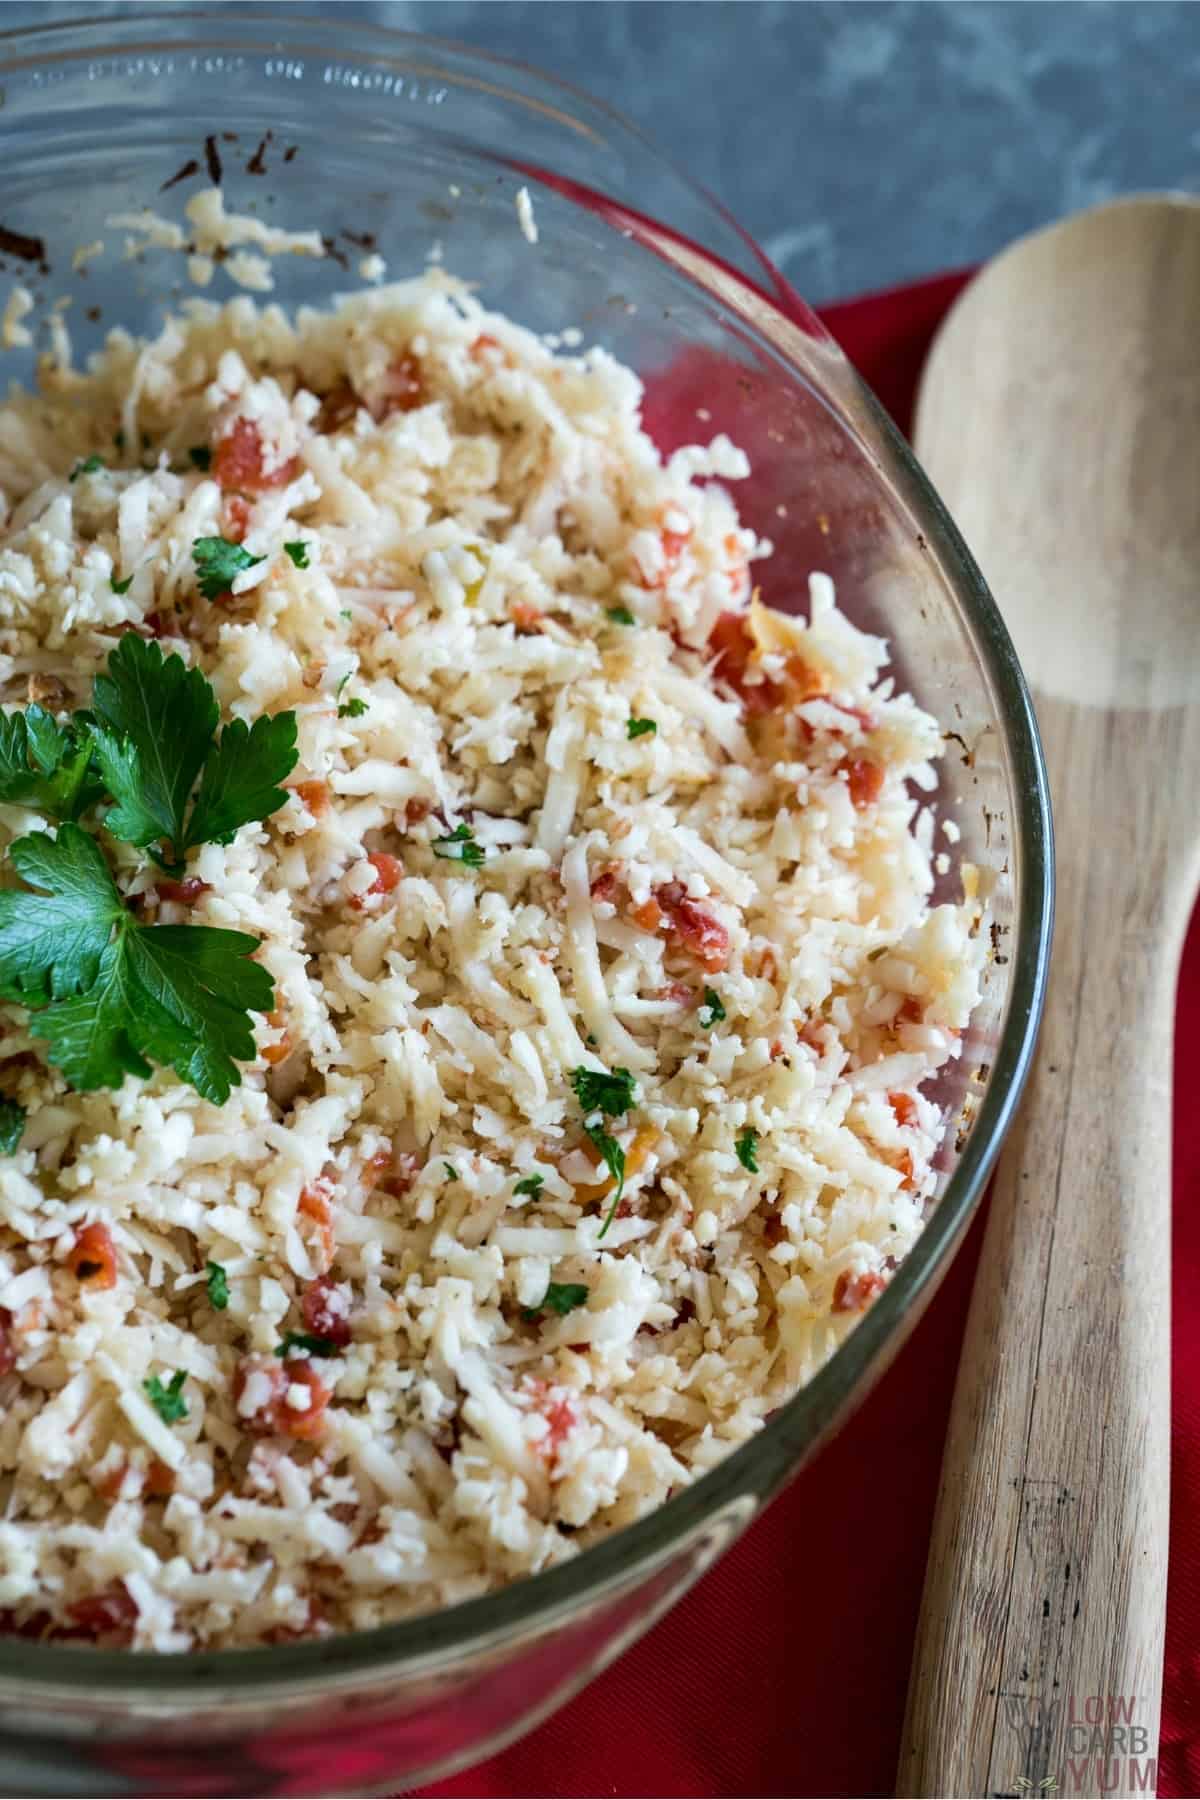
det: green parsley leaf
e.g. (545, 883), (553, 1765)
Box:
(432, 822), (485, 868)
(735, 1127), (760, 1173)
(69, 454), (105, 483)
(0, 825), (125, 1005)
(570, 1065), (637, 1117)
(339, 608), (352, 623)
(0, 1099), (26, 1155)
(182, 712), (298, 853)
(110, 573), (135, 596)
(444, 1162), (459, 1181)
(627, 717), (657, 740)
(338, 697), (368, 719)
(700, 987), (726, 1025)
(144, 1369), (188, 1424)
(89, 636), (297, 866)
(274, 1330), (338, 1359)
(91, 635), (218, 858)
(513, 1171), (545, 1198)
(205, 1260), (229, 1310)
(283, 541), (309, 569)
(587, 1123), (626, 1237)
(0, 709), (103, 823)
(606, 605), (636, 626)
(188, 445), (212, 472)
(191, 536), (265, 603)
(523, 1281), (588, 1322)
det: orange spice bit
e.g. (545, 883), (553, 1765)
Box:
(889, 1091), (919, 1128)
(69, 1222), (117, 1290)
(212, 416), (300, 494)
(349, 851), (404, 912)
(261, 1034), (291, 1068)
(630, 897), (663, 933)
(376, 352), (425, 417)
(292, 778), (331, 818)
(223, 493), (252, 544)
(839, 756), (884, 809)
(298, 1177), (336, 1264)
(509, 599), (544, 633)
(832, 1269), (887, 1314)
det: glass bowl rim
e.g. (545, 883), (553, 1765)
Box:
(0, 8), (1053, 1698)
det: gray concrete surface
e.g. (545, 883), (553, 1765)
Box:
(6, 2), (1200, 302)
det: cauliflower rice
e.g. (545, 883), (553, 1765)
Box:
(0, 259), (982, 1649)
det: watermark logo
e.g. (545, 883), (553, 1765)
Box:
(1006, 1693), (1156, 1795)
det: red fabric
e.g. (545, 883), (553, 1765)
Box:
(419, 269), (1192, 1799)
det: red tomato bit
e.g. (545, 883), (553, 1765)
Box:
(212, 417), (300, 494)
(302, 1275), (352, 1347)
(839, 756), (884, 809)
(234, 1354), (331, 1441)
(889, 1091), (919, 1128)
(654, 881), (730, 973)
(832, 1269), (888, 1314)
(349, 851), (403, 912)
(376, 353), (425, 417)
(65, 1582), (138, 1644)
(707, 611), (782, 715)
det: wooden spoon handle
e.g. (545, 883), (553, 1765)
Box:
(897, 699), (1173, 1796)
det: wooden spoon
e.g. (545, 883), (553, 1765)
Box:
(897, 195), (1200, 1797)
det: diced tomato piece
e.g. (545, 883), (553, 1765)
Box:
(302, 1275), (352, 1347)
(292, 779), (330, 818)
(362, 1146), (420, 1199)
(894, 1148), (916, 1189)
(896, 995), (924, 1025)
(832, 1269), (888, 1314)
(656, 982), (696, 1008)
(234, 1354), (331, 1442)
(212, 417), (300, 495)
(827, 700), (877, 736)
(376, 353), (425, 417)
(839, 756), (884, 809)
(707, 611), (782, 715)
(298, 1178), (335, 1262)
(630, 897), (663, 933)
(654, 881), (730, 973)
(349, 851), (403, 912)
(155, 877), (211, 906)
(889, 1091), (919, 1128)
(470, 333), (506, 363)
(404, 798), (431, 828)
(66, 1582), (138, 1644)
(69, 1222), (117, 1290)
(0, 1308), (14, 1379)
(224, 493), (252, 543)
(262, 1033), (291, 1067)
(532, 1389), (578, 1467)
(94, 1462), (128, 1502)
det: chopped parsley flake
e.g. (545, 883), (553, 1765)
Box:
(274, 1331), (338, 1359)
(735, 1127), (760, 1173)
(0, 1099), (25, 1156)
(606, 605), (636, 626)
(444, 1162), (459, 1181)
(523, 1281), (589, 1321)
(338, 697), (368, 719)
(587, 1124), (626, 1236)
(205, 1260), (229, 1310)
(283, 540), (310, 569)
(432, 822), (484, 868)
(570, 1065), (637, 1116)
(513, 1171), (545, 1198)
(188, 445), (212, 472)
(69, 454), (105, 482)
(191, 536), (265, 602)
(339, 608), (352, 623)
(110, 572), (135, 595)
(700, 987), (726, 1026)
(627, 717), (657, 740)
(144, 1369), (188, 1423)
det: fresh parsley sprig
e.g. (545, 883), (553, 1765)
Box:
(432, 822), (485, 868)
(522, 1281), (588, 1322)
(0, 707), (105, 823)
(191, 536), (265, 602)
(570, 1064), (637, 1238)
(90, 634), (297, 873)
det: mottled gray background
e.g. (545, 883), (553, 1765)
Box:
(6, 1), (1200, 303)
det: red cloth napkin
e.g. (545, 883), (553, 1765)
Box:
(421, 271), (1194, 1800)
